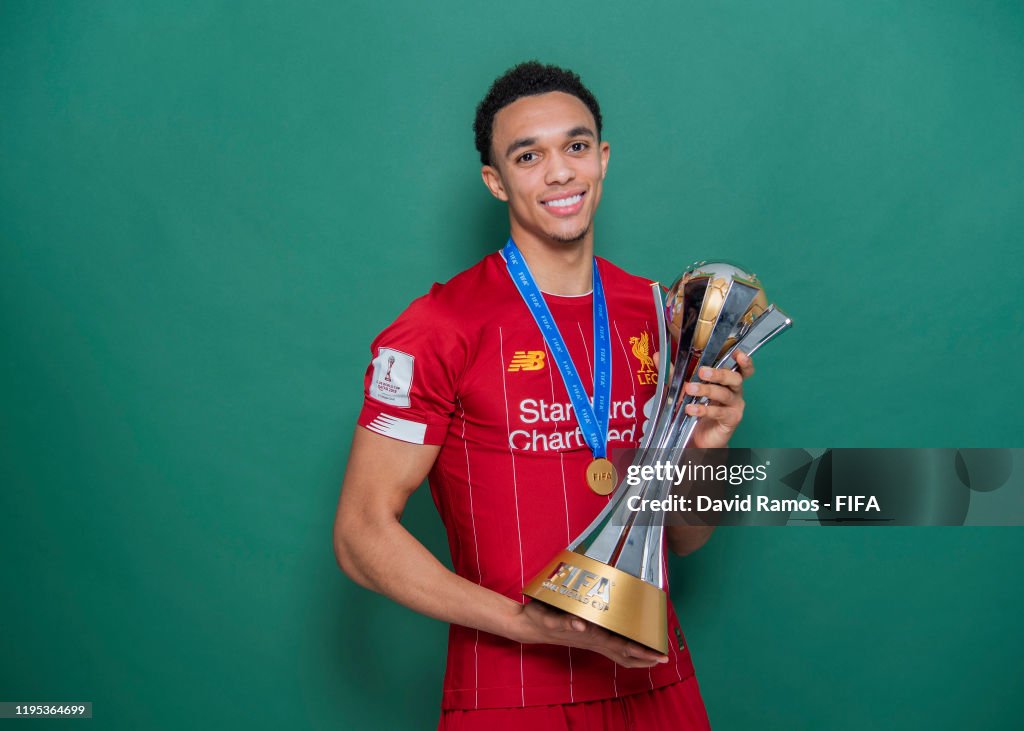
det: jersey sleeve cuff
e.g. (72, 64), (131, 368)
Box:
(357, 403), (448, 446)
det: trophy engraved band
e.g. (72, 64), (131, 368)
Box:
(524, 262), (793, 653)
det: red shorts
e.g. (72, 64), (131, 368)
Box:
(437, 676), (711, 731)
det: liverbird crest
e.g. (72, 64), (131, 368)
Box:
(629, 332), (656, 374)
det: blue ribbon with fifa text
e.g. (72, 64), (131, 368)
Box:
(502, 238), (612, 459)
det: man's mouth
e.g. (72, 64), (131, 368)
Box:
(544, 192), (585, 206)
(542, 193), (583, 208)
(541, 191), (586, 215)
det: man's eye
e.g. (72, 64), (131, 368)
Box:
(569, 142), (588, 152)
(518, 152), (536, 163)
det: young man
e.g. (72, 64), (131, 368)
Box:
(334, 62), (754, 729)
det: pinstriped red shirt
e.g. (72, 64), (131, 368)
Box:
(359, 251), (695, 710)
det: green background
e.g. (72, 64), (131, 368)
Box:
(2, 1), (1022, 728)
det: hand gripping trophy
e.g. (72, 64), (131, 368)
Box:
(523, 261), (793, 653)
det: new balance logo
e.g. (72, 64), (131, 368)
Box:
(508, 350), (545, 372)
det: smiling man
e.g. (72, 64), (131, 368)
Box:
(334, 62), (754, 730)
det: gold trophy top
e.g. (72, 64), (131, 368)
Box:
(665, 261), (768, 361)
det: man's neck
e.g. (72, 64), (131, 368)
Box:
(510, 230), (595, 296)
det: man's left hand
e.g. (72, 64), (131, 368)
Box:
(684, 350), (755, 449)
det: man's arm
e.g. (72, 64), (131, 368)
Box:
(663, 350), (756, 556)
(333, 426), (668, 668)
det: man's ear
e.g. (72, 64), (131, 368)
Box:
(600, 140), (611, 180)
(481, 165), (509, 201)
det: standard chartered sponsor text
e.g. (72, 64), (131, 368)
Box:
(509, 396), (647, 452)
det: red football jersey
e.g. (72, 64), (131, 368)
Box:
(358, 251), (696, 710)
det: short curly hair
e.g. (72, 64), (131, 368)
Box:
(473, 61), (603, 167)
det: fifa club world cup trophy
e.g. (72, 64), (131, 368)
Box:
(523, 262), (793, 653)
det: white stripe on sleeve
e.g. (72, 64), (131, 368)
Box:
(366, 413), (428, 444)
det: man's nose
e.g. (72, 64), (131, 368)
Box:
(544, 152), (575, 186)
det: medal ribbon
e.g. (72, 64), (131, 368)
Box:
(502, 238), (612, 459)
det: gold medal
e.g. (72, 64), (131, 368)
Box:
(586, 457), (618, 496)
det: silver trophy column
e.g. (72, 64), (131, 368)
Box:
(525, 261), (792, 652)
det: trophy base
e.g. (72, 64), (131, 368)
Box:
(523, 549), (668, 655)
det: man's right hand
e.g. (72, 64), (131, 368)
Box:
(513, 600), (669, 669)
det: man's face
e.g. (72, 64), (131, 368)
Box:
(482, 91), (610, 247)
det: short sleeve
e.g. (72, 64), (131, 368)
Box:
(357, 288), (467, 446)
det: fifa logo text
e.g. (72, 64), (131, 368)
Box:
(541, 561), (611, 611)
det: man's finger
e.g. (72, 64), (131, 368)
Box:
(617, 643), (667, 668)
(698, 366), (743, 389)
(692, 404), (742, 426)
(734, 350), (756, 379)
(628, 647), (668, 663)
(685, 381), (737, 405)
